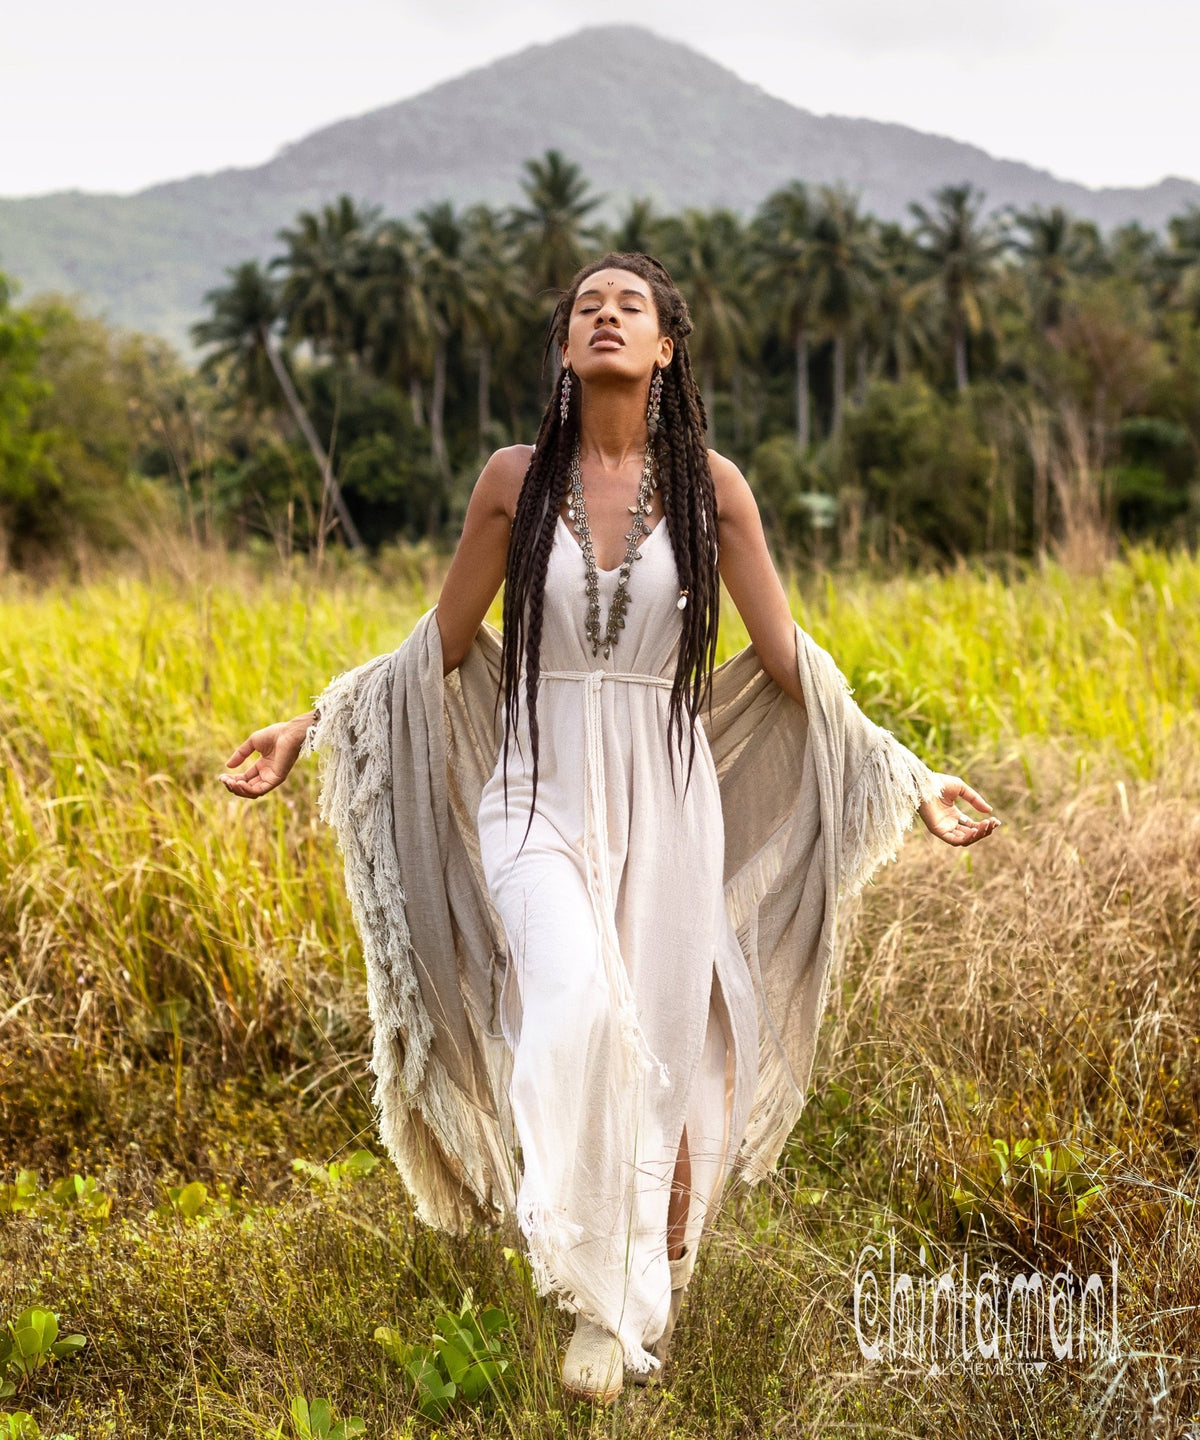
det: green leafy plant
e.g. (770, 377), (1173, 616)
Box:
(0, 1415), (40, 1440)
(150, 1178), (238, 1227)
(0, 1173), (40, 1217)
(0, 1308), (86, 1399)
(272, 1393), (364, 1440)
(0, 1172), (110, 1228)
(945, 1136), (1114, 1240)
(291, 1151), (378, 1189)
(375, 1290), (515, 1420)
(0, 1412), (78, 1440)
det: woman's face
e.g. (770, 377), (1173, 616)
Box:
(561, 268), (674, 384)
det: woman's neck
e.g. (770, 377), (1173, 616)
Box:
(576, 378), (649, 472)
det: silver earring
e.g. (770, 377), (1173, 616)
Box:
(647, 366), (663, 435)
(560, 366), (572, 424)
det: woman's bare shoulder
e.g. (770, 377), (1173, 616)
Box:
(705, 448), (753, 523)
(482, 444), (535, 522)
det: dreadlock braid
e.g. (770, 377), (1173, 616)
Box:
(498, 251), (721, 851)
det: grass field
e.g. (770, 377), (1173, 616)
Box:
(2, 542), (1199, 1437)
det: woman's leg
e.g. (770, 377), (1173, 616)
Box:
(666, 1126), (690, 1262)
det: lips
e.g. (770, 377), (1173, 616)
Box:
(590, 332), (623, 348)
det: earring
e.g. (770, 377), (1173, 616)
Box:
(647, 366), (663, 435)
(560, 366), (572, 424)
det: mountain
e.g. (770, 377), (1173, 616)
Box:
(2, 24), (1196, 354)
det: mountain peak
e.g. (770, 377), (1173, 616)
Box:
(2, 23), (1195, 351)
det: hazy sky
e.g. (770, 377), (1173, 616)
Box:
(3, 0), (1197, 198)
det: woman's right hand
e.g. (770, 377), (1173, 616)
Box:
(218, 715), (312, 799)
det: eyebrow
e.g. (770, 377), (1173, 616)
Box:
(576, 287), (649, 302)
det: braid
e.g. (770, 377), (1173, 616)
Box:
(497, 251), (721, 846)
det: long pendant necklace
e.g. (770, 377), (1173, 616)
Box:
(566, 438), (658, 659)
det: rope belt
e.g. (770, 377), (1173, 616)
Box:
(539, 668), (674, 1088)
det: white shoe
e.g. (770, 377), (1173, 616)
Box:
(629, 1246), (694, 1387)
(561, 1315), (624, 1403)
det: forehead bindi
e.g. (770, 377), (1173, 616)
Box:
(576, 272), (651, 305)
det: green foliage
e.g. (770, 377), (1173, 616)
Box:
(276, 1393), (364, 1440)
(0, 280), (183, 566)
(0, 1172), (111, 1228)
(375, 1291), (515, 1420)
(150, 1178), (240, 1227)
(0, 275), (51, 514)
(0, 1414), (78, 1440)
(0, 1309), (86, 1400)
(832, 376), (995, 560)
(291, 1150), (379, 1189)
(9, 158), (1200, 568)
(942, 1136), (1121, 1243)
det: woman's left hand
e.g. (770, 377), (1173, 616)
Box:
(918, 775), (1001, 846)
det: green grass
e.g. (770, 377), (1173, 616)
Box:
(2, 543), (1199, 1436)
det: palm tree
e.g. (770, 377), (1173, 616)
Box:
(360, 217), (432, 427)
(661, 208), (750, 447)
(462, 204), (524, 452)
(191, 261), (281, 413)
(272, 195), (379, 361)
(607, 197), (665, 256)
(508, 149), (605, 301)
(806, 186), (880, 438)
(908, 183), (1006, 393)
(864, 222), (938, 384)
(414, 201), (480, 475)
(1006, 204), (1099, 333)
(1163, 206), (1200, 319)
(1106, 221), (1165, 290)
(192, 261), (363, 549)
(751, 182), (817, 448)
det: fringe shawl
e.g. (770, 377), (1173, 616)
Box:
(302, 607), (943, 1232)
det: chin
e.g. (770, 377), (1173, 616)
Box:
(579, 356), (642, 382)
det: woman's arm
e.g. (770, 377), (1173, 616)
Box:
(709, 450), (998, 848)
(710, 449), (807, 710)
(220, 447), (527, 799)
(435, 445), (530, 674)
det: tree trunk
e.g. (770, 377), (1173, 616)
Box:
(431, 339), (448, 475)
(832, 332), (846, 440)
(795, 324), (810, 450)
(409, 374), (426, 429)
(260, 326), (363, 550)
(854, 340), (868, 405)
(477, 339), (491, 454)
(953, 313), (970, 393)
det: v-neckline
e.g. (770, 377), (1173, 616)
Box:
(556, 512), (666, 575)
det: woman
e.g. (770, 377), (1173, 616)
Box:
(220, 252), (998, 1403)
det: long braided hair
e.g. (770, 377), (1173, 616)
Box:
(498, 251), (721, 850)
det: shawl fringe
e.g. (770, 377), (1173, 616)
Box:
(303, 610), (942, 1232)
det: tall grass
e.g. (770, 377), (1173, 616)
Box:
(2, 543), (1199, 1436)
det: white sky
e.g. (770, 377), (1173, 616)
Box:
(2, 0), (1197, 198)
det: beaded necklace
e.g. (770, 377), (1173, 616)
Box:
(565, 438), (659, 660)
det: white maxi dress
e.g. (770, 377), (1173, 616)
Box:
(476, 512), (761, 1376)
